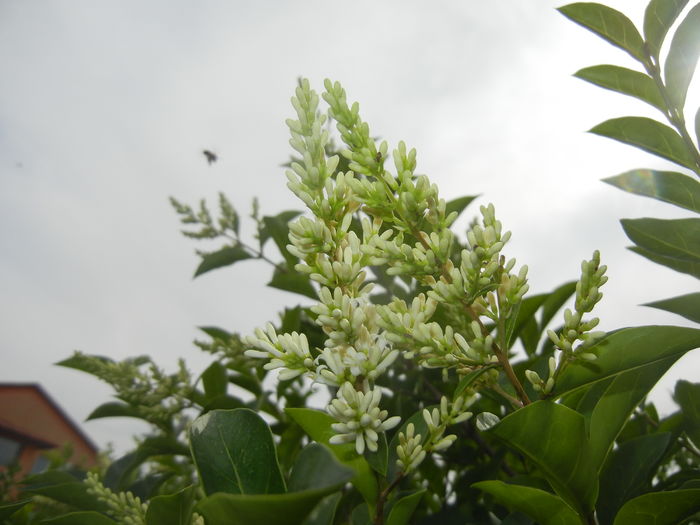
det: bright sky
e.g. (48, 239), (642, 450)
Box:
(1, 1), (698, 455)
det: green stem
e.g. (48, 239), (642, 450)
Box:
(643, 54), (700, 176)
(374, 472), (405, 525)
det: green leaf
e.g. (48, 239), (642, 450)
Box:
(696, 105), (700, 149)
(603, 169), (700, 212)
(575, 65), (665, 112)
(597, 433), (672, 525)
(386, 490), (426, 525)
(644, 292), (700, 323)
(22, 471), (106, 512)
(590, 117), (697, 170)
(622, 217), (700, 262)
(675, 380), (700, 446)
(629, 245), (700, 279)
(259, 210), (303, 248)
(553, 326), (700, 396)
(201, 394), (247, 413)
(613, 489), (700, 525)
(86, 402), (142, 421)
(190, 409), (286, 496)
(196, 452), (351, 525)
(41, 512), (116, 525)
(301, 493), (342, 525)
(198, 325), (234, 340)
(644, 0), (690, 60)
(262, 212), (302, 266)
(558, 3), (645, 62)
(197, 490), (346, 525)
(288, 443), (354, 493)
(145, 486), (196, 525)
(0, 499), (32, 519)
(587, 361), (678, 469)
(664, 3), (700, 111)
(194, 244), (253, 278)
(365, 431), (388, 477)
(103, 436), (189, 491)
(268, 267), (317, 299)
(472, 481), (580, 525)
(285, 408), (378, 506)
(445, 195), (479, 220)
(455, 366), (497, 397)
(202, 362), (228, 401)
(486, 401), (597, 514)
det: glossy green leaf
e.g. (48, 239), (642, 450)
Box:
(644, 0), (690, 59)
(202, 362), (228, 401)
(386, 489), (426, 525)
(590, 117), (697, 170)
(629, 245), (700, 279)
(42, 512), (116, 525)
(145, 486), (196, 525)
(472, 481), (580, 525)
(603, 169), (700, 212)
(553, 326), (700, 396)
(613, 489), (700, 524)
(197, 488), (347, 525)
(0, 499), (32, 519)
(194, 244), (253, 278)
(644, 292), (700, 323)
(301, 493), (342, 525)
(622, 217), (700, 261)
(196, 450), (351, 525)
(190, 409), (285, 496)
(288, 443), (354, 493)
(675, 380), (700, 446)
(445, 195), (479, 220)
(487, 401), (597, 514)
(286, 408), (378, 505)
(558, 3), (645, 62)
(86, 402), (142, 421)
(587, 361), (678, 469)
(597, 433), (672, 525)
(268, 267), (317, 299)
(575, 65), (665, 111)
(695, 105), (700, 149)
(665, 3), (700, 110)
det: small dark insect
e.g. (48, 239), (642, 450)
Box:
(375, 152), (382, 163)
(202, 150), (218, 165)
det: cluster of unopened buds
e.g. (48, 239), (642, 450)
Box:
(396, 395), (475, 472)
(525, 250), (607, 394)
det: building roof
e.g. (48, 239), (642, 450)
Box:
(0, 383), (99, 455)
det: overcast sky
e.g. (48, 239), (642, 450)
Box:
(1, 1), (698, 455)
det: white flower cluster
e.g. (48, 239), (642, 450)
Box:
(245, 78), (531, 459)
(328, 382), (401, 453)
(244, 323), (314, 381)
